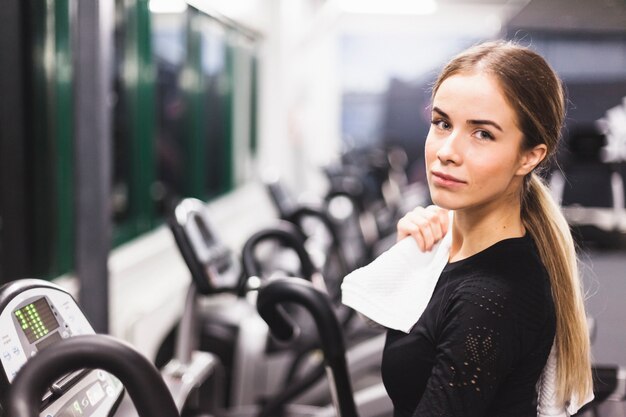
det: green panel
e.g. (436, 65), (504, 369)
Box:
(27, 0), (74, 278)
(54, 0), (74, 274)
(134, 0), (156, 232)
(223, 33), (235, 191)
(26, 1), (52, 276)
(29, 0), (54, 277)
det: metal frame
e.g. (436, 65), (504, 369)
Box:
(74, 0), (115, 332)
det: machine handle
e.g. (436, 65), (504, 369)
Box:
(286, 205), (351, 278)
(242, 222), (316, 281)
(286, 205), (341, 248)
(168, 211), (214, 295)
(257, 278), (359, 417)
(9, 335), (179, 417)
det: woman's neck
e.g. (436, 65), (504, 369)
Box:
(449, 200), (525, 263)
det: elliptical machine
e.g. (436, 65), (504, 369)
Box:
(0, 278), (219, 417)
(166, 198), (324, 410)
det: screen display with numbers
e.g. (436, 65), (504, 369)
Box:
(14, 297), (60, 343)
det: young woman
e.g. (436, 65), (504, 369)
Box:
(384, 41), (592, 416)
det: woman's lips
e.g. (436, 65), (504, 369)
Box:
(431, 171), (467, 187)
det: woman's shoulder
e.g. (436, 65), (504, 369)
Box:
(443, 235), (554, 328)
(444, 234), (549, 286)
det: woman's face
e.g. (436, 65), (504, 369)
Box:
(425, 72), (538, 212)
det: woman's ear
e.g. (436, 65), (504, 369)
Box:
(516, 144), (548, 176)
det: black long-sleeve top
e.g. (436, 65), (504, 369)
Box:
(381, 234), (556, 417)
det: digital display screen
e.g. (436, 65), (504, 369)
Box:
(57, 382), (106, 417)
(14, 297), (60, 343)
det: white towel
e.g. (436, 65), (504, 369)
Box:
(341, 217), (593, 416)
(341, 231), (452, 333)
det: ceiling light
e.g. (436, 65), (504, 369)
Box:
(149, 0), (187, 14)
(337, 0), (437, 15)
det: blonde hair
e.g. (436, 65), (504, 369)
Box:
(433, 41), (593, 403)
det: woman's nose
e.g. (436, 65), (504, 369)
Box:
(436, 132), (462, 165)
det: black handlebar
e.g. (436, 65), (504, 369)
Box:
(286, 206), (340, 247)
(256, 278), (358, 417)
(285, 205), (350, 277)
(326, 183), (366, 213)
(242, 222), (316, 281)
(8, 335), (179, 417)
(168, 212), (214, 295)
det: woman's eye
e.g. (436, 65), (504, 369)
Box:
(431, 119), (450, 130)
(474, 130), (494, 140)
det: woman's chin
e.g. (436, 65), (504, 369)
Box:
(429, 194), (463, 211)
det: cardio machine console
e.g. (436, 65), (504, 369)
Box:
(169, 198), (241, 295)
(0, 280), (123, 417)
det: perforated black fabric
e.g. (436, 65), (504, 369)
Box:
(381, 235), (556, 417)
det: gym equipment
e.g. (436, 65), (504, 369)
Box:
(0, 279), (124, 416)
(240, 220), (387, 410)
(265, 177), (368, 274)
(167, 199), (323, 410)
(257, 278), (357, 417)
(168, 198), (258, 409)
(168, 198), (242, 296)
(0, 279), (217, 417)
(242, 221), (320, 289)
(0, 277), (380, 417)
(555, 125), (626, 246)
(8, 335), (179, 417)
(257, 277), (395, 417)
(264, 180), (352, 285)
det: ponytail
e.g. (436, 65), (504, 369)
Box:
(521, 173), (593, 404)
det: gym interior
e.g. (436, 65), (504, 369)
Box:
(0, 0), (625, 416)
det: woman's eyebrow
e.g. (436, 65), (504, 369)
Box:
(432, 107), (449, 119)
(467, 119), (503, 132)
(432, 106), (503, 132)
